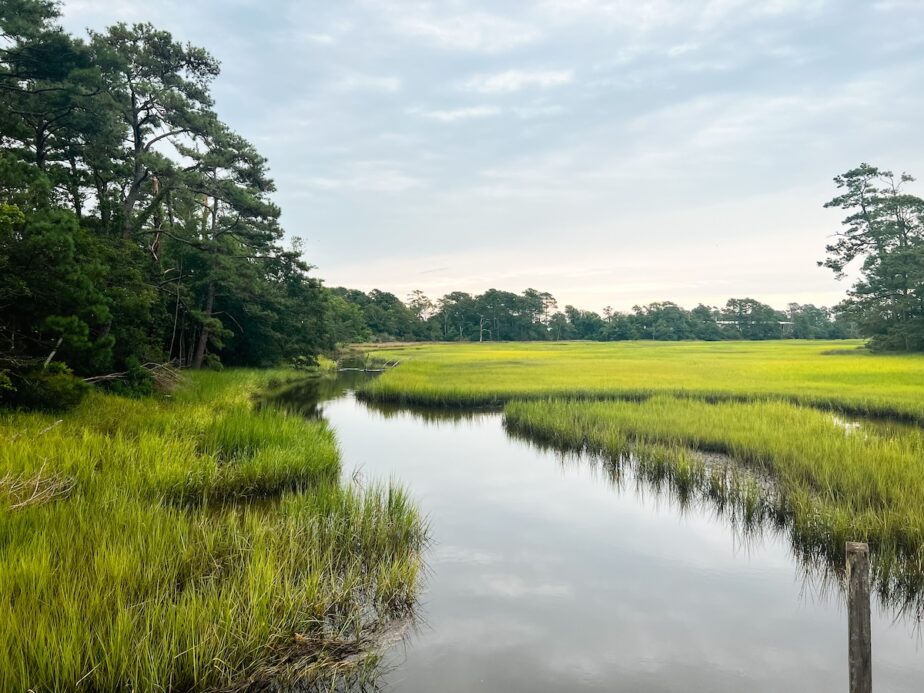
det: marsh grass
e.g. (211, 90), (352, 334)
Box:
(0, 370), (425, 691)
(360, 341), (924, 422)
(504, 396), (924, 613)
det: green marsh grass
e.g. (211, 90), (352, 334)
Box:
(360, 340), (924, 422)
(504, 396), (924, 608)
(0, 370), (425, 691)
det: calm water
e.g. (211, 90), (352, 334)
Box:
(282, 374), (924, 692)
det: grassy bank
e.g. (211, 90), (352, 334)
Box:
(360, 341), (924, 422)
(504, 397), (924, 600)
(0, 370), (425, 691)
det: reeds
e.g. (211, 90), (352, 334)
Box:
(504, 396), (924, 605)
(0, 370), (425, 691)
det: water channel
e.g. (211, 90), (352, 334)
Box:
(277, 373), (924, 692)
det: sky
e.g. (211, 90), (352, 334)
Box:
(58, 0), (924, 312)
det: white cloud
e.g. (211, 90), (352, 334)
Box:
(392, 10), (540, 52)
(306, 33), (336, 45)
(408, 105), (502, 122)
(539, 0), (828, 32)
(512, 104), (565, 119)
(462, 69), (574, 93)
(470, 573), (573, 599)
(696, 0), (805, 29)
(332, 72), (401, 93)
(62, 0), (166, 21)
(303, 161), (422, 193)
(667, 42), (699, 57)
(275, 16), (354, 47)
(538, 0), (680, 30)
(874, 0), (924, 9)
(407, 102), (561, 125)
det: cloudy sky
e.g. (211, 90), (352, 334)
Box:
(59, 0), (924, 311)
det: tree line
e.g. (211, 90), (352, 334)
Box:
(327, 162), (924, 348)
(0, 2), (328, 406)
(329, 161), (924, 348)
(327, 288), (858, 343)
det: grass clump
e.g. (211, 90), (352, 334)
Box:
(0, 369), (425, 691)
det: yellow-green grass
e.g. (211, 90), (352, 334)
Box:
(360, 340), (924, 422)
(0, 370), (424, 691)
(504, 396), (924, 601)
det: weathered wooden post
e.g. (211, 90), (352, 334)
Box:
(846, 541), (872, 693)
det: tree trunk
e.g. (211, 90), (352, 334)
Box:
(93, 171), (111, 232)
(192, 281), (214, 369)
(121, 168), (146, 238)
(121, 90), (145, 238)
(192, 197), (219, 369)
(35, 123), (47, 170)
(168, 247), (183, 362)
(149, 176), (162, 261)
(178, 319), (187, 367)
(67, 153), (82, 218)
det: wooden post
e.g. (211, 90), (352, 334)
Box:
(846, 541), (872, 693)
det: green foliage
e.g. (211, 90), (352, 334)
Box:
(290, 354), (320, 370)
(329, 286), (854, 345)
(0, 182), (116, 378)
(5, 362), (89, 410)
(105, 356), (155, 397)
(823, 164), (924, 351)
(0, 3), (331, 409)
(328, 287), (425, 342)
(0, 0), (60, 38)
(327, 292), (373, 344)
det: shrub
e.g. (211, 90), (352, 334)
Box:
(106, 357), (155, 397)
(290, 354), (319, 370)
(6, 362), (89, 410)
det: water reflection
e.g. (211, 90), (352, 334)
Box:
(268, 371), (376, 419)
(268, 373), (924, 692)
(507, 432), (866, 614)
(503, 408), (924, 625)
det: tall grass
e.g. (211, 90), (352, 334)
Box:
(0, 370), (425, 691)
(360, 341), (924, 422)
(504, 396), (924, 609)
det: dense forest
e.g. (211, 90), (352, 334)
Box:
(327, 288), (857, 343)
(0, 2), (329, 406)
(2, 2), (921, 410)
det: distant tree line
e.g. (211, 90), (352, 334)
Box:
(329, 162), (924, 351)
(0, 3), (329, 406)
(327, 288), (858, 343)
